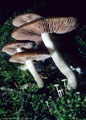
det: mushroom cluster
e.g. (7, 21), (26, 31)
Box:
(2, 13), (78, 90)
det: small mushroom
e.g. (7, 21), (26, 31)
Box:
(9, 50), (50, 88)
(2, 41), (35, 55)
(13, 13), (42, 27)
(11, 17), (78, 90)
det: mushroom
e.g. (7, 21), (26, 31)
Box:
(11, 27), (42, 45)
(12, 13), (43, 45)
(9, 50), (50, 88)
(13, 13), (42, 27)
(11, 17), (78, 90)
(2, 41), (35, 55)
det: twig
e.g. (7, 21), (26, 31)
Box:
(0, 87), (21, 94)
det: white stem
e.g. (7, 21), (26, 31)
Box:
(16, 47), (22, 52)
(25, 59), (44, 88)
(19, 64), (28, 70)
(41, 32), (77, 90)
(27, 20), (33, 23)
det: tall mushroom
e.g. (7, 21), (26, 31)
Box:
(2, 41), (35, 55)
(9, 50), (50, 88)
(11, 17), (78, 90)
(13, 13), (42, 27)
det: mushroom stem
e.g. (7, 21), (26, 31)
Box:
(19, 64), (28, 71)
(41, 32), (77, 90)
(16, 47), (22, 52)
(25, 59), (44, 88)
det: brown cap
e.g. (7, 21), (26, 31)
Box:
(2, 41), (35, 55)
(12, 13), (42, 27)
(9, 50), (50, 63)
(11, 28), (42, 44)
(11, 17), (78, 40)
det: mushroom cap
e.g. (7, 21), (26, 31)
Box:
(2, 41), (35, 55)
(9, 50), (50, 63)
(12, 13), (42, 27)
(11, 17), (78, 41)
(11, 28), (42, 44)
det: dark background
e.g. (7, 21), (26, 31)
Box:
(0, 0), (86, 25)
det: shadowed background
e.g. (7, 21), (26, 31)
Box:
(0, 0), (86, 25)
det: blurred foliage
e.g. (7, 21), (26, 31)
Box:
(0, 7), (86, 120)
(75, 25), (86, 59)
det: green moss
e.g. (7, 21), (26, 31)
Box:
(49, 92), (86, 120)
(75, 25), (86, 58)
